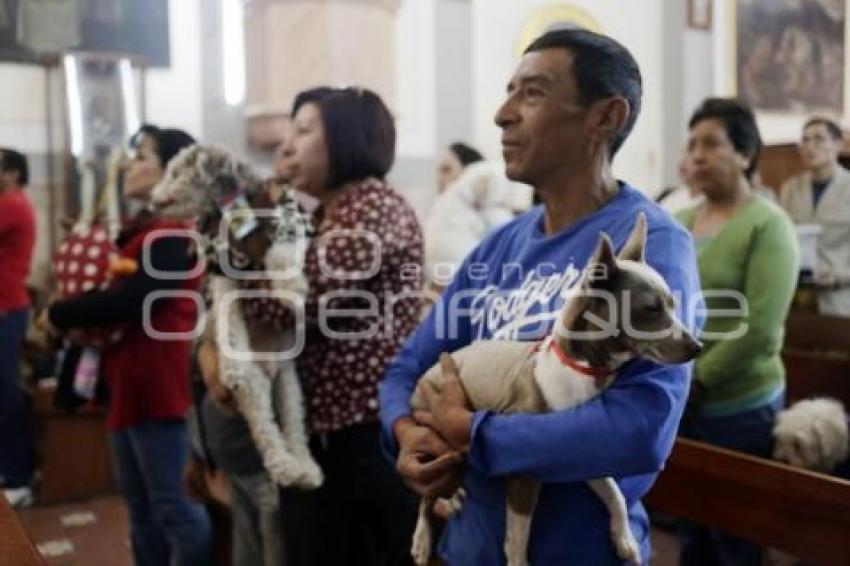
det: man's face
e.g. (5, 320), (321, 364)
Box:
(800, 123), (841, 171)
(494, 49), (589, 187)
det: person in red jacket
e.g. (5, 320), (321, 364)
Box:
(46, 127), (212, 566)
(0, 148), (36, 508)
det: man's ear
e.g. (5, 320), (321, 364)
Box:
(590, 96), (630, 149)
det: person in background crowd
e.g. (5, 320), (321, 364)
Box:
(193, 341), (284, 566)
(183, 131), (301, 566)
(436, 141), (484, 194)
(0, 147), (36, 508)
(276, 86), (423, 565)
(780, 116), (850, 316)
(44, 126), (212, 566)
(122, 125), (196, 218)
(657, 153), (704, 214)
(750, 170), (778, 203)
(677, 98), (799, 566)
(424, 161), (533, 296)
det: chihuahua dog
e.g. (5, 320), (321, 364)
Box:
(409, 213), (702, 566)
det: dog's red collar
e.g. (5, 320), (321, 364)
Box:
(533, 336), (616, 379)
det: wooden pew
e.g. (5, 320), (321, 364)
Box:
(647, 312), (850, 562)
(759, 142), (850, 194)
(31, 383), (115, 503)
(784, 310), (850, 355)
(0, 495), (45, 566)
(646, 438), (850, 565)
(782, 310), (850, 406)
(759, 143), (802, 196)
(783, 349), (850, 406)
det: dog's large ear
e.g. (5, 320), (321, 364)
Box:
(618, 212), (647, 263)
(812, 417), (848, 470)
(558, 234), (615, 348)
(582, 233), (617, 289)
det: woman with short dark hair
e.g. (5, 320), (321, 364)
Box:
(277, 86), (422, 565)
(677, 98), (799, 565)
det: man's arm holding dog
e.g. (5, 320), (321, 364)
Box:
(380, 255), (480, 496)
(431, 357), (691, 482)
(386, 230), (703, 484)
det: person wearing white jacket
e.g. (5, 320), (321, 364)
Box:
(425, 160), (533, 291)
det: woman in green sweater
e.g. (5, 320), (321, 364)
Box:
(676, 98), (799, 566)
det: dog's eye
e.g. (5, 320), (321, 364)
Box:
(645, 298), (662, 314)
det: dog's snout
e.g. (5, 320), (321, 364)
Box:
(689, 339), (704, 357)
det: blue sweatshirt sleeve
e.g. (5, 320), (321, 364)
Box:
(466, 360), (690, 481)
(380, 214), (703, 481)
(466, 228), (703, 482)
(379, 255), (479, 456)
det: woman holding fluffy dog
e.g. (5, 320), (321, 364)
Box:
(44, 126), (213, 566)
(275, 86), (423, 565)
(677, 98), (800, 566)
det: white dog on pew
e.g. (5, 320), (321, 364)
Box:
(773, 397), (849, 473)
(769, 398), (848, 565)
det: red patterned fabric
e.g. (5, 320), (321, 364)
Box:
(52, 225), (122, 345)
(53, 225), (116, 296)
(265, 179), (424, 434)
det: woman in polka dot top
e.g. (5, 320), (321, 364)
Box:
(276, 87), (424, 565)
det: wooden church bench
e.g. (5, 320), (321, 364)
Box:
(0, 495), (45, 566)
(645, 438), (850, 565)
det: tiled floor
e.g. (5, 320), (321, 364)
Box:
(17, 496), (131, 566)
(16, 495), (681, 565)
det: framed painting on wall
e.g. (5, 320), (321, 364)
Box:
(732, 0), (845, 116)
(61, 51), (145, 224)
(0, 0), (170, 67)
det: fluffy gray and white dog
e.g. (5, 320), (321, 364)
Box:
(151, 145), (323, 489)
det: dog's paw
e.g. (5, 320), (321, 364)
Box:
(411, 519), (432, 565)
(504, 537), (529, 566)
(268, 466), (297, 488)
(295, 460), (324, 490)
(504, 550), (529, 566)
(611, 527), (640, 564)
(442, 488), (466, 517)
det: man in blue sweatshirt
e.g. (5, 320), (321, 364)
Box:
(380, 29), (702, 564)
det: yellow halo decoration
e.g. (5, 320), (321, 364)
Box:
(516, 4), (604, 56)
